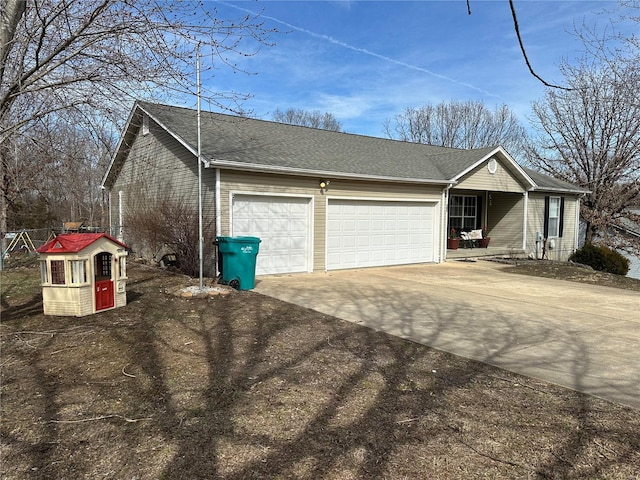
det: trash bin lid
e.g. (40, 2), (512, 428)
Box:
(232, 236), (261, 243)
(216, 236), (261, 244)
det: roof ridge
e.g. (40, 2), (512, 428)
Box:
(137, 100), (462, 154)
(123, 101), (583, 193)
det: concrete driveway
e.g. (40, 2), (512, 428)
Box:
(253, 261), (640, 409)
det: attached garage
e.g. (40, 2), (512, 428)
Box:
(231, 194), (312, 275)
(326, 199), (437, 270)
(104, 102), (587, 279)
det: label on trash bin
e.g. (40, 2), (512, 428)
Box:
(241, 245), (254, 254)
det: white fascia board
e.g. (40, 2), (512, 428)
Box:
(450, 146), (537, 189)
(102, 103), (211, 189)
(206, 159), (456, 186)
(137, 103), (211, 168)
(531, 186), (591, 194)
(137, 103), (201, 160)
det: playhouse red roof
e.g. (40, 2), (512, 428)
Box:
(36, 233), (128, 254)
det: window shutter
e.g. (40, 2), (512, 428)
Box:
(476, 195), (483, 229)
(559, 197), (565, 237)
(543, 196), (550, 238)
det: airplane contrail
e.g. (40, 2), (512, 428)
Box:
(218, 1), (501, 99)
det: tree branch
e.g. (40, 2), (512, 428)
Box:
(509, 0), (573, 91)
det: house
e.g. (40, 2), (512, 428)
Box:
(36, 233), (129, 316)
(101, 101), (587, 277)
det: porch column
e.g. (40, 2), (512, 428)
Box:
(522, 191), (529, 251)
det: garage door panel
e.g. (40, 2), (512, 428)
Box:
(357, 236), (370, 248)
(327, 199), (435, 270)
(343, 236), (357, 248)
(232, 195), (310, 275)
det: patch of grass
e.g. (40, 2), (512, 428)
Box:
(1, 263), (639, 479)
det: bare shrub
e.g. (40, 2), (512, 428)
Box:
(124, 190), (214, 277)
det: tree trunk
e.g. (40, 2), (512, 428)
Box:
(0, 143), (8, 257)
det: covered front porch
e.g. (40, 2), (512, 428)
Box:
(445, 150), (533, 261)
(447, 189), (526, 253)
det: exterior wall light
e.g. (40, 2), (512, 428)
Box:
(319, 179), (330, 189)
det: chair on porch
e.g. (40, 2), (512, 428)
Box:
(460, 229), (483, 248)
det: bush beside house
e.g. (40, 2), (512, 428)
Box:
(570, 243), (630, 276)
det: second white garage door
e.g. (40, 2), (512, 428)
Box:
(326, 199), (436, 270)
(232, 194), (311, 275)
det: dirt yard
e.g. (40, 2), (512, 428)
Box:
(502, 259), (640, 292)
(1, 260), (639, 479)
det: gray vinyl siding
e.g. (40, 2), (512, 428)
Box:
(108, 117), (216, 268)
(110, 117), (216, 214)
(486, 192), (524, 249)
(527, 193), (579, 261)
(455, 158), (525, 193)
(219, 171), (443, 272)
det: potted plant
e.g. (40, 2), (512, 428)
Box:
(479, 225), (491, 248)
(447, 227), (460, 250)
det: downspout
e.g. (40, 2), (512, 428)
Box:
(574, 194), (582, 252)
(522, 190), (529, 252)
(118, 191), (124, 242)
(105, 187), (111, 235)
(215, 167), (222, 277)
(442, 184), (453, 262)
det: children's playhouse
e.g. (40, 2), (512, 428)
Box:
(36, 233), (129, 316)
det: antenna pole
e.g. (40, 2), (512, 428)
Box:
(197, 43), (204, 290)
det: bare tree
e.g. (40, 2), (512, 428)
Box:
(527, 59), (640, 254)
(272, 108), (343, 132)
(383, 100), (528, 157)
(0, 0), (274, 239)
(4, 114), (114, 230)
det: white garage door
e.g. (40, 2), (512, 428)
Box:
(327, 199), (435, 270)
(232, 194), (311, 275)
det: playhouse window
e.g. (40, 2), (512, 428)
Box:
(50, 260), (66, 285)
(70, 260), (87, 285)
(118, 257), (127, 279)
(40, 261), (48, 284)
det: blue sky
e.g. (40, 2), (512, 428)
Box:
(191, 1), (633, 137)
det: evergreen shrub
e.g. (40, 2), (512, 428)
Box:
(569, 243), (630, 276)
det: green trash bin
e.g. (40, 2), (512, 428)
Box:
(216, 236), (261, 290)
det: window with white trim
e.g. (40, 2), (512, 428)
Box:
(118, 256), (126, 279)
(548, 197), (561, 237)
(449, 195), (477, 232)
(70, 260), (87, 285)
(40, 261), (48, 284)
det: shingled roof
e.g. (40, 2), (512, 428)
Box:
(523, 167), (589, 194)
(103, 101), (586, 194)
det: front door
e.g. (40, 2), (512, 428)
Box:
(95, 252), (114, 311)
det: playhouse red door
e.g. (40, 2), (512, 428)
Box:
(95, 280), (114, 310)
(95, 252), (114, 311)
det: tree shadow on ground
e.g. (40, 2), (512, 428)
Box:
(1, 264), (638, 479)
